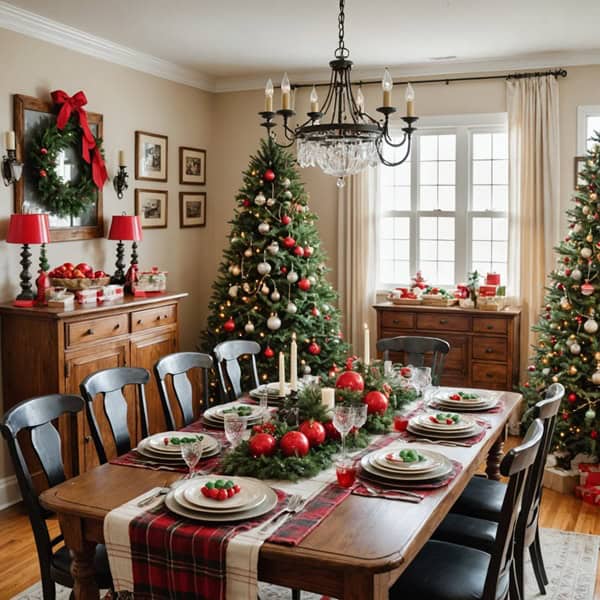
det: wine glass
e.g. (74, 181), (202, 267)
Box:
(224, 413), (248, 449)
(333, 405), (355, 458)
(181, 439), (203, 479)
(352, 404), (368, 430)
(259, 390), (269, 423)
(410, 366), (432, 397)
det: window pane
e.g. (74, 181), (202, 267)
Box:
(395, 161), (411, 186)
(492, 159), (508, 185)
(473, 185), (491, 211)
(381, 240), (394, 259)
(420, 161), (438, 185)
(492, 240), (508, 262)
(587, 116), (600, 150)
(438, 240), (454, 257)
(473, 160), (492, 185)
(438, 217), (455, 240)
(438, 161), (455, 185)
(381, 217), (395, 238)
(438, 135), (456, 160)
(492, 133), (507, 159)
(473, 240), (492, 262)
(420, 216), (437, 239)
(394, 261), (410, 283)
(380, 166), (394, 188)
(438, 186), (455, 211)
(420, 261), (438, 281)
(472, 217), (491, 240)
(420, 186), (437, 211)
(380, 260), (395, 283)
(472, 261), (490, 276)
(473, 133), (492, 159)
(420, 240), (437, 261)
(393, 216), (410, 239)
(437, 262), (455, 285)
(390, 186), (411, 211)
(420, 136), (438, 161)
(493, 217), (508, 240)
(492, 185), (508, 211)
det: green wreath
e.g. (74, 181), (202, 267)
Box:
(31, 116), (103, 218)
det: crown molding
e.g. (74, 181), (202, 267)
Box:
(0, 1), (216, 91)
(214, 49), (600, 93)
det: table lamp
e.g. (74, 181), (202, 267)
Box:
(108, 214), (143, 284)
(6, 213), (50, 306)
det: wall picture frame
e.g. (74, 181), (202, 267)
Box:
(179, 146), (206, 185)
(135, 189), (168, 229)
(135, 131), (168, 181)
(180, 192), (206, 228)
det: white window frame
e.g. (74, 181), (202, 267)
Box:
(577, 105), (600, 153)
(377, 113), (507, 291)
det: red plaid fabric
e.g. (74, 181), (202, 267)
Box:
(128, 490), (288, 600)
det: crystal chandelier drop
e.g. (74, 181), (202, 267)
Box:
(258, 0), (418, 187)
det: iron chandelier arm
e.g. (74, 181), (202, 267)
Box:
(376, 133), (413, 167)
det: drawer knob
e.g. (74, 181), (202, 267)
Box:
(85, 328), (94, 335)
(114, 323), (120, 330)
(137, 319), (142, 325)
(486, 372), (494, 378)
(164, 314), (168, 319)
(392, 319), (400, 324)
(485, 347), (494, 353)
(156, 315), (161, 321)
(439, 319), (448, 324)
(84, 435), (92, 443)
(486, 324), (494, 330)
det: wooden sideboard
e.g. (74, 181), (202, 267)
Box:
(374, 302), (521, 390)
(0, 291), (189, 478)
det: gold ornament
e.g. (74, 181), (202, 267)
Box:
(552, 376), (559, 383)
(587, 233), (594, 243)
(569, 365), (578, 375)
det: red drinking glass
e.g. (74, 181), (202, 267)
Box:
(335, 459), (357, 488)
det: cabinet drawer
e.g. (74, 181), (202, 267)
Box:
(416, 313), (469, 332)
(379, 311), (415, 330)
(472, 336), (508, 361)
(132, 304), (177, 332)
(473, 317), (508, 335)
(471, 362), (508, 389)
(66, 314), (128, 347)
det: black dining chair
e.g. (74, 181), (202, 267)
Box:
(432, 383), (564, 597)
(154, 351), (213, 429)
(376, 335), (450, 384)
(80, 367), (150, 464)
(213, 340), (261, 402)
(0, 394), (113, 599)
(389, 418), (544, 600)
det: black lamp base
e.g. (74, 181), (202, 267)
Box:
(110, 240), (126, 285)
(15, 243), (35, 302)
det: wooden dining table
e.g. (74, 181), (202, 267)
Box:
(40, 390), (521, 600)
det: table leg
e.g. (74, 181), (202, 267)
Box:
(343, 570), (388, 600)
(485, 425), (506, 481)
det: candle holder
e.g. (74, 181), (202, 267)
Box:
(113, 165), (129, 199)
(2, 149), (23, 187)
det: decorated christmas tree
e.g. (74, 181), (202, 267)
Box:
(522, 134), (600, 465)
(202, 138), (347, 391)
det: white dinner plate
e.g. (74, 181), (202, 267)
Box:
(181, 476), (267, 511)
(433, 390), (497, 405)
(370, 449), (441, 473)
(412, 414), (475, 432)
(361, 453), (453, 482)
(136, 438), (220, 462)
(407, 422), (483, 439)
(147, 432), (219, 454)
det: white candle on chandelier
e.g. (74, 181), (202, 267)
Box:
(382, 68), (393, 108)
(356, 86), (365, 113)
(310, 85), (319, 112)
(364, 322), (371, 365)
(265, 78), (274, 112)
(405, 82), (415, 117)
(278, 351), (286, 397)
(281, 73), (291, 110)
(290, 332), (298, 391)
(4, 131), (15, 151)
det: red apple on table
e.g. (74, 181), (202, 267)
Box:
(72, 269), (86, 279)
(76, 263), (92, 276)
(62, 269), (73, 279)
(63, 262), (74, 271)
(94, 270), (107, 279)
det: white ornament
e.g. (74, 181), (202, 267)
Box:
(267, 241), (279, 255)
(287, 270), (299, 283)
(267, 314), (282, 330)
(282, 177), (291, 188)
(257, 261), (272, 275)
(570, 342), (581, 355)
(242, 282), (251, 292)
(244, 248), (253, 258)
(284, 190), (293, 199)
(592, 370), (600, 385)
(585, 319), (599, 334)
(572, 268), (583, 281)
(308, 275), (317, 285)
(255, 192), (266, 206)
(581, 247), (593, 259)
(231, 236), (240, 244)
(266, 198), (275, 207)
(286, 301), (297, 314)
(583, 205), (590, 215)
(270, 289), (281, 302)
(303, 365), (312, 375)
(542, 368), (550, 376)
(228, 285), (239, 298)
(574, 223), (583, 233)
(244, 321), (255, 334)
(261, 284), (270, 295)
(258, 222), (270, 235)
(231, 265), (241, 277)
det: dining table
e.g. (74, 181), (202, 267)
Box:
(40, 389), (521, 600)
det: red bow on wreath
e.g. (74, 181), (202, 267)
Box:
(50, 90), (108, 189)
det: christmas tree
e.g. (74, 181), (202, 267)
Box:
(202, 138), (347, 392)
(522, 134), (600, 465)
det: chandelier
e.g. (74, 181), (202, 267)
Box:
(258, 0), (418, 187)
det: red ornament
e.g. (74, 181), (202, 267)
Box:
(280, 266), (288, 274)
(223, 317), (235, 332)
(248, 433), (277, 457)
(281, 215), (292, 225)
(564, 257), (570, 264)
(298, 278), (311, 291)
(308, 341), (321, 355)
(335, 360), (365, 392)
(324, 314), (331, 321)
(40, 147), (48, 155)
(527, 365), (535, 372)
(582, 281), (595, 296)
(568, 393), (577, 403)
(304, 246), (313, 257)
(283, 236), (296, 248)
(592, 430), (598, 439)
(323, 420), (341, 441)
(294, 245), (305, 257)
(299, 420), (326, 447)
(363, 390), (389, 415)
(565, 268), (572, 276)
(565, 236), (571, 242)
(280, 431), (310, 457)
(328, 363), (339, 378)
(263, 169), (276, 182)
(39, 169), (47, 177)
(562, 412), (569, 421)
(311, 306), (320, 317)
(264, 346), (275, 358)
(242, 198), (251, 207)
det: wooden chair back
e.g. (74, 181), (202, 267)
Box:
(80, 367), (150, 464)
(1, 394), (83, 594)
(376, 335), (451, 384)
(483, 419), (543, 599)
(154, 352), (213, 429)
(213, 340), (260, 402)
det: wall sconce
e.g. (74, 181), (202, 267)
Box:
(2, 131), (23, 186)
(113, 150), (128, 199)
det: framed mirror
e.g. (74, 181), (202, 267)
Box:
(14, 94), (104, 242)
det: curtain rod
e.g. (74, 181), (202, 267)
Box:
(290, 68), (567, 90)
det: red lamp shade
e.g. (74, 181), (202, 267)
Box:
(6, 213), (50, 244)
(108, 215), (143, 241)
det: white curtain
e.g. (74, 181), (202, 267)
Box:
(507, 75), (561, 378)
(337, 169), (378, 357)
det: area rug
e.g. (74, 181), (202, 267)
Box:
(11, 528), (599, 600)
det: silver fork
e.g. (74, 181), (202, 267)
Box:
(137, 482), (171, 507)
(361, 483), (424, 500)
(258, 494), (304, 533)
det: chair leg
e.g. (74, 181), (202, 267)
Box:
(513, 536), (525, 600)
(292, 589), (302, 600)
(509, 561), (522, 600)
(529, 543), (547, 595)
(534, 528), (549, 585)
(40, 572), (56, 600)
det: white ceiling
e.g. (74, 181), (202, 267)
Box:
(5, 0), (600, 89)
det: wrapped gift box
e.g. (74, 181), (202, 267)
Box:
(542, 466), (579, 494)
(575, 485), (600, 505)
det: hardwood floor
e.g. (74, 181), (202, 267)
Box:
(0, 441), (598, 599)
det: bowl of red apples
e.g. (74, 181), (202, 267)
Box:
(49, 262), (110, 289)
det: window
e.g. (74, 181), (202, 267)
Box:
(378, 114), (508, 289)
(577, 105), (600, 153)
